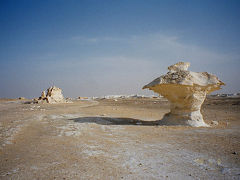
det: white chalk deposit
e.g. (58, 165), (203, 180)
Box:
(143, 62), (225, 127)
(36, 86), (66, 104)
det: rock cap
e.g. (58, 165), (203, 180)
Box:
(143, 62), (225, 93)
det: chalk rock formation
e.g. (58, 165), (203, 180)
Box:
(37, 86), (66, 104)
(41, 91), (46, 99)
(143, 62), (225, 127)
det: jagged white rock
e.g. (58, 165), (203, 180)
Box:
(143, 62), (225, 127)
(41, 91), (46, 99)
(37, 86), (66, 104)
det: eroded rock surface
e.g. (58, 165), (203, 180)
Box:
(36, 86), (66, 104)
(143, 62), (225, 127)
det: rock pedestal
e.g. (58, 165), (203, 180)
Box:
(143, 62), (225, 127)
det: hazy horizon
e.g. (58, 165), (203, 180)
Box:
(1, 0), (240, 98)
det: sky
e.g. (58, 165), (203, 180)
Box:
(0, 0), (240, 98)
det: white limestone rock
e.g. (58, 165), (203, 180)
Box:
(37, 86), (66, 104)
(41, 91), (46, 99)
(45, 86), (65, 104)
(143, 62), (225, 127)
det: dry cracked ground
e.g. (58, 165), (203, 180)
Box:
(0, 97), (239, 180)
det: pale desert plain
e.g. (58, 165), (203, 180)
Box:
(0, 95), (240, 180)
(1, 0), (240, 179)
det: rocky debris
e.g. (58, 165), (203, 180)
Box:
(143, 62), (225, 127)
(35, 86), (67, 104)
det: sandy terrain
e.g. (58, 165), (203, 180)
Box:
(0, 97), (239, 179)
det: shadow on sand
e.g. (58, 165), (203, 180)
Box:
(69, 116), (161, 126)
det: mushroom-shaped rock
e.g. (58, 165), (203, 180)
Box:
(143, 62), (225, 127)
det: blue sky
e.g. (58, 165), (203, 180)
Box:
(0, 0), (240, 98)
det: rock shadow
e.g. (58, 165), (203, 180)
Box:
(69, 116), (161, 126)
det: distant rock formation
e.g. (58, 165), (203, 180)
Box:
(19, 97), (26, 100)
(143, 62), (225, 127)
(36, 86), (66, 104)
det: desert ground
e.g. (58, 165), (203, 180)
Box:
(0, 96), (239, 179)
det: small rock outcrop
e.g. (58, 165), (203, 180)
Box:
(143, 62), (225, 127)
(41, 91), (46, 99)
(36, 86), (66, 104)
